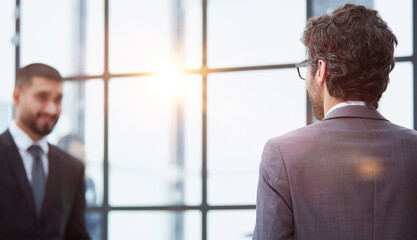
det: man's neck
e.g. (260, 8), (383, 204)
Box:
(323, 90), (344, 117)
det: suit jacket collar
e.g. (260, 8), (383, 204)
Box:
(9, 121), (49, 155)
(0, 130), (37, 219)
(323, 105), (389, 122)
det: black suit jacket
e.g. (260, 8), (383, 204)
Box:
(253, 106), (417, 239)
(0, 130), (90, 240)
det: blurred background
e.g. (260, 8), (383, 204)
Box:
(0, 0), (414, 239)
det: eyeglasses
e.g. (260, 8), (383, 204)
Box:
(295, 59), (310, 80)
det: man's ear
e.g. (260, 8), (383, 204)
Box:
(314, 59), (329, 85)
(13, 87), (21, 106)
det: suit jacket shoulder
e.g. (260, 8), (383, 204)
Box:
(267, 106), (417, 166)
(48, 144), (84, 173)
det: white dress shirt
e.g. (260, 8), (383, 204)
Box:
(325, 101), (366, 117)
(9, 121), (49, 183)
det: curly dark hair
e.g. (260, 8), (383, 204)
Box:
(302, 4), (397, 108)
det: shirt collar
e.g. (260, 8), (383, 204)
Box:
(325, 101), (366, 117)
(9, 121), (49, 154)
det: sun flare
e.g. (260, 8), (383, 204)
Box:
(152, 64), (185, 103)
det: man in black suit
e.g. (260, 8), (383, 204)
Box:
(253, 4), (417, 240)
(0, 63), (90, 239)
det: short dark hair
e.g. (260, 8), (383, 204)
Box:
(16, 63), (63, 87)
(302, 4), (398, 108)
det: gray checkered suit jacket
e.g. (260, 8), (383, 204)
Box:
(253, 105), (417, 240)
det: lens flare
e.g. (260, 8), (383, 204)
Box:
(153, 64), (185, 103)
(357, 159), (382, 179)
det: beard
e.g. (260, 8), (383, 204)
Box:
(20, 112), (58, 137)
(308, 78), (324, 120)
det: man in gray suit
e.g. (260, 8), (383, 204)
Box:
(253, 4), (417, 240)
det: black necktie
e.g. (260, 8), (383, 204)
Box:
(28, 145), (46, 216)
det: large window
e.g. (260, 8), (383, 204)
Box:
(9, 0), (416, 239)
(0, 0), (15, 132)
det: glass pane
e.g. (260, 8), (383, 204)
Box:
(207, 0), (306, 68)
(85, 0), (105, 75)
(109, 211), (201, 240)
(86, 211), (103, 240)
(378, 62), (413, 129)
(109, 0), (201, 73)
(374, 0), (412, 57)
(0, 0), (15, 132)
(184, 0), (202, 69)
(207, 69), (306, 205)
(312, 0), (373, 16)
(208, 210), (255, 240)
(20, 0), (104, 77)
(49, 79), (105, 206)
(109, 74), (202, 206)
